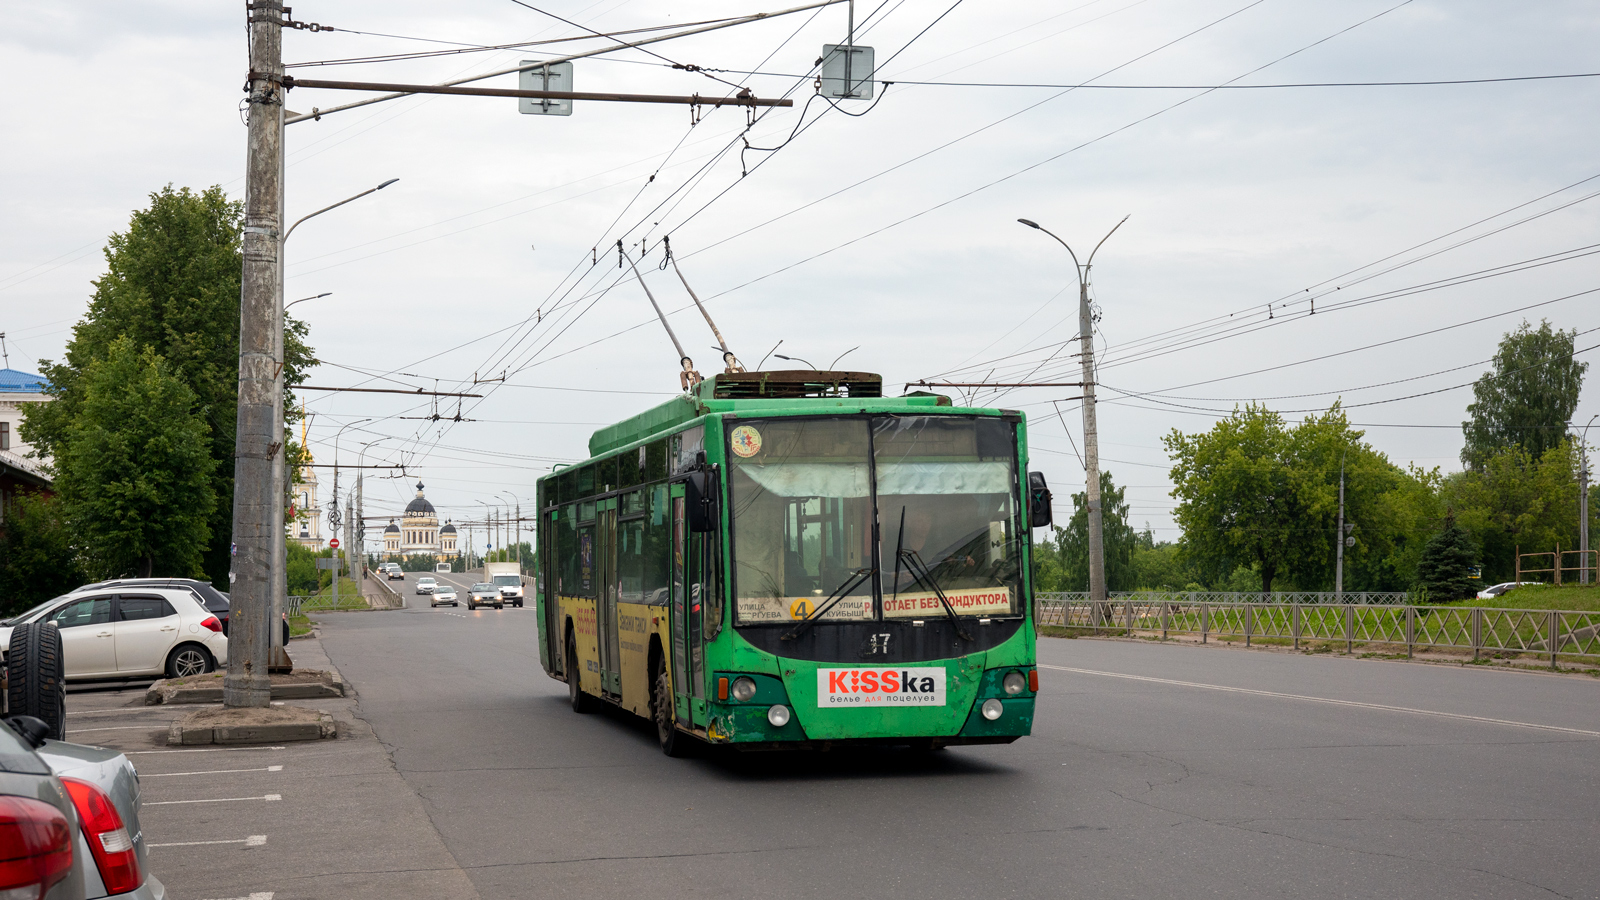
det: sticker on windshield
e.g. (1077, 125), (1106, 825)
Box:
(882, 587), (1012, 618)
(730, 424), (763, 458)
(818, 667), (946, 706)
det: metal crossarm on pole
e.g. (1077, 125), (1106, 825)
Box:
(282, 0), (844, 125)
(282, 77), (795, 108)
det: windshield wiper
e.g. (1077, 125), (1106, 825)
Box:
(890, 506), (974, 641)
(781, 567), (876, 641)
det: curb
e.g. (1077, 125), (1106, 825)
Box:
(145, 667), (347, 705)
(167, 709), (336, 746)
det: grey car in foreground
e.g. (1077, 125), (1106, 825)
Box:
(1, 716), (165, 900)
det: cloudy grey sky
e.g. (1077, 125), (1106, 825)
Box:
(4, 0), (1598, 549)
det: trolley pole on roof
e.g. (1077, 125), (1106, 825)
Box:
(1018, 216), (1127, 616)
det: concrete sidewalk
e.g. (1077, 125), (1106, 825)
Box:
(63, 627), (481, 900)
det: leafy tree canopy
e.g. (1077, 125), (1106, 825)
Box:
(55, 337), (217, 579)
(0, 493), (86, 615)
(1461, 320), (1587, 470)
(22, 185), (314, 585)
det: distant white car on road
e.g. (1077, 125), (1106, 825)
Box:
(416, 577), (436, 595)
(0, 587), (228, 680)
(431, 584), (459, 607)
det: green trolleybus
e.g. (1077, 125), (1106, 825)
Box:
(535, 370), (1053, 755)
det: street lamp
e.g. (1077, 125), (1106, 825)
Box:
(285, 292), (331, 313)
(1017, 215), (1128, 611)
(500, 491), (521, 569)
(477, 500), (494, 567)
(354, 436), (392, 567)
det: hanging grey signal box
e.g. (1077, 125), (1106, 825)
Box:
(519, 60), (574, 115)
(819, 44), (874, 100)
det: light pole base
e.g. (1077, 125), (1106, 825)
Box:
(269, 645), (294, 674)
(223, 673), (273, 708)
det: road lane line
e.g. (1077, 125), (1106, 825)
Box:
(142, 766), (284, 778)
(198, 893), (274, 900)
(67, 724), (174, 733)
(150, 835), (268, 848)
(1039, 664), (1600, 737)
(146, 794), (281, 806)
(126, 747), (285, 754)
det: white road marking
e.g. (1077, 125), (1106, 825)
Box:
(142, 766), (283, 778)
(126, 747), (285, 755)
(198, 893), (274, 900)
(67, 724), (173, 733)
(146, 794), (281, 806)
(149, 835), (268, 848)
(1040, 664), (1600, 737)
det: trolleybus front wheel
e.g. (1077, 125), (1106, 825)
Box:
(653, 669), (689, 757)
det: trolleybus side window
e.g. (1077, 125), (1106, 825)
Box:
(619, 491), (645, 603)
(577, 465), (595, 498)
(644, 483), (671, 605)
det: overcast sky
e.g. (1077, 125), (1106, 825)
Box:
(4, 0), (1598, 551)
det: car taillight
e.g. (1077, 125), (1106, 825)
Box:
(200, 616), (223, 633)
(0, 795), (73, 900)
(61, 777), (142, 895)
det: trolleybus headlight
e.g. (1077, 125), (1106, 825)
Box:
(767, 704), (791, 727)
(1002, 672), (1027, 695)
(730, 676), (758, 702)
(981, 699), (1004, 721)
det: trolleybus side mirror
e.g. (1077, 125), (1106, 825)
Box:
(1027, 471), (1053, 529)
(685, 470), (716, 533)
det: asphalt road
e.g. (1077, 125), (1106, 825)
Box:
(317, 605), (1600, 900)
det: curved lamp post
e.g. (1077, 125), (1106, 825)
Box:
(1017, 215), (1127, 610)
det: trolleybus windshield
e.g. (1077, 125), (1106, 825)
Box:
(728, 415), (1022, 625)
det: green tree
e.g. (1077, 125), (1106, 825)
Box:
(21, 185), (314, 586)
(1047, 470), (1139, 591)
(1448, 441), (1579, 582)
(0, 493), (87, 614)
(55, 338), (217, 579)
(1416, 510), (1480, 601)
(1461, 320), (1588, 470)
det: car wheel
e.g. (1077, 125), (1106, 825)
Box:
(467, 601), (475, 610)
(567, 631), (594, 714)
(166, 644), (214, 679)
(7, 622), (66, 741)
(653, 667), (688, 757)
(515, 600), (523, 608)
(495, 602), (504, 610)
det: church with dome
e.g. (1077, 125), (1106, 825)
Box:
(382, 482), (459, 561)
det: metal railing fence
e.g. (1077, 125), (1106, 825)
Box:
(1036, 590), (1412, 606)
(1035, 597), (1600, 669)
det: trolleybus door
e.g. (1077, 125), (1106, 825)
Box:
(668, 484), (707, 728)
(597, 499), (621, 696)
(544, 510), (561, 674)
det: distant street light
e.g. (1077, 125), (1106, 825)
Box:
(285, 292), (331, 313)
(1018, 215), (1128, 612)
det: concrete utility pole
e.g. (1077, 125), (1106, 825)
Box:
(225, 0), (284, 709)
(1581, 415), (1596, 584)
(1018, 216), (1128, 611)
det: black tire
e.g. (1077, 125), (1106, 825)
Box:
(567, 630), (594, 714)
(7, 623), (65, 741)
(495, 602), (504, 610)
(468, 601), (476, 610)
(653, 668), (688, 757)
(165, 644), (214, 679)
(515, 599), (523, 608)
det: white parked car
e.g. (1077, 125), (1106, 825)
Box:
(416, 576), (436, 595)
(431, 584), (459, 608)
(468, 583), (502, 610)
(0, 587), (229, 680)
